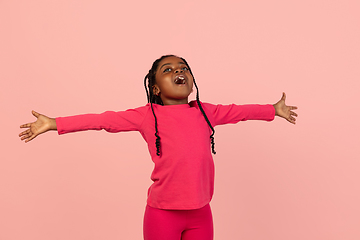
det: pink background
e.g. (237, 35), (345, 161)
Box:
(1, 0), (359, 239)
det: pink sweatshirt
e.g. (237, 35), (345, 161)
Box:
(56, 101), (275, 210)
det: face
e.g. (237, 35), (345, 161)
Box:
(153, 56), (194, 105)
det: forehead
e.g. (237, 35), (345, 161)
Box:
(158, 56), (186, 69)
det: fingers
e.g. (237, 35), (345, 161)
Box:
(276, 93), (297, 124)
(290, 111), (298, 117)
(20, 110), (40, 128)
(19, 110), (42, 142)
(25, 134), (37, 143)
(19, 129), (30, 137)
(20, 132), (31, 141)
(32, 110), (40, 118)
(287, 116), (296, 124)
(19, 129), (37, 143)
(287, 111), (297, 124)
(20, 123), (32, 128)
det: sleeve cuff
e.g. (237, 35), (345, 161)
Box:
(55, 117), (64, 135)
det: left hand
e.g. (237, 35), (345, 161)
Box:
(273, 92), (298, 124)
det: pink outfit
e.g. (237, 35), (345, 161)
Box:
(56, 101), (275, 210)
(143, 203), (213, 240)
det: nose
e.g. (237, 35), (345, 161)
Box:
(174, 68), (183, 74)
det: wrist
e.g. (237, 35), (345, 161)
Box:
(273, 104), (278, 116)
(49, 118), (57, 130)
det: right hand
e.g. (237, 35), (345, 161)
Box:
(19, 110), (57, 143)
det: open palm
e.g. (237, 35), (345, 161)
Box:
(273, 92), (298, 124)
(19, 111), (56, 143)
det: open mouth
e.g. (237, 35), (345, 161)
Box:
(174, 75), (186, 84)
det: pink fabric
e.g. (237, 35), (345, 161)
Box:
(56, 101), (275, 209)
(143, 204), (213, 240)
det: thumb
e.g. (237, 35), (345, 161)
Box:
(281, 92), (286, 101)
(32, 110), (40, 118)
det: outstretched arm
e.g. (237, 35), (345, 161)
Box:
(273, 92), (298, 124)
(19, 111), (57, 143)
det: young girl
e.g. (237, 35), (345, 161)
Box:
(19, 55), (298, 240)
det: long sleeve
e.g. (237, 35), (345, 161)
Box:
(201, 103), (275, 126)
(56, 105), (149, 135)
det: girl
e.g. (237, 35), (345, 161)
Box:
(19, 55), (298, 240)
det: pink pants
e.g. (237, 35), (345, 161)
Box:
(143, 204), (214, 240)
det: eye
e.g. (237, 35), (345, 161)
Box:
(163, 68), (172, 73)
(182, 67), (189, 71)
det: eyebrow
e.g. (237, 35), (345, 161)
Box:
(160, 62), (186, 70)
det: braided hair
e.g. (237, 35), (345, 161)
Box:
(144, 55), (216, 156)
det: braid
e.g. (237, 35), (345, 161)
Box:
(193, 79), (216, 154)
(144, 55), (174, 156)
(150, 99), (161, 156)
(180, 58), (216, 154)
(144, 55), (217, 156)
(144, 73), (150, 103)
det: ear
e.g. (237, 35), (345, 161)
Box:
(152, 85), (160, 96)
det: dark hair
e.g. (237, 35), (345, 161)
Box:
(144, 55), (216, 156)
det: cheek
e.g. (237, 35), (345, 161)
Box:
(189, 80), (194, 88)
(189, 77), (194, 87)
(156, 74), (170, 84)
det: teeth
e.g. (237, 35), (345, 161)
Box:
(175, 76), (186, 84)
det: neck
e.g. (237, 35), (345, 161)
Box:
(162, 98), (189, 105)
